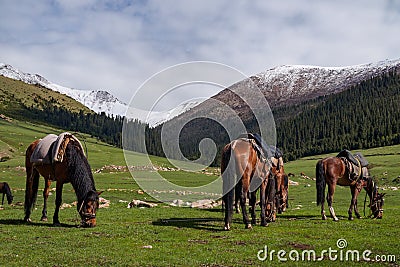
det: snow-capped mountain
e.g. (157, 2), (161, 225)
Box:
(248, 59), (400, 107)
(166, 58), (400, 128)
(0, 63), (201, 126)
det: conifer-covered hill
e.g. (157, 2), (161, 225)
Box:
(0, 75), (124, 147)
(144, 70), (400, 163)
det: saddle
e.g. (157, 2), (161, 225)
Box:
(30, 132), (85, 165)
(238, 133), (284, 170)
(336, 149), (368, 183)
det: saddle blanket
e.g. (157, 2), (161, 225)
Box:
(30, 132), (84, 164)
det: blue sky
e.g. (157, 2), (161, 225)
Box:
(1, 0), (400, 103)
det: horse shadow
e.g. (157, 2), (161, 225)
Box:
(0, 219), (78, 228)
(152, 217), (226, 232)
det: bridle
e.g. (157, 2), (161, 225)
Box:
(363, 178), (384, 218)
(78, 195), (97, 226)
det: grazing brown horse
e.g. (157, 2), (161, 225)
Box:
(272, 164), (289, 214)
(221, 138), (273, 230)
(316, 157), (384, 221)
(0, 182), (13, 205)
(24, 134), (101, 227)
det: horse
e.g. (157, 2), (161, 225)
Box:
(316, 156), (384, 221)
(0, 182), (13, 205)
(24, 134), (101, 227)
(221, 138), (274, 230)
(272, 163), (289, 214)
(231, 146), (288, 217)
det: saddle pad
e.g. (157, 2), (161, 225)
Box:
(30, 132), (85, 164)
(30, 134), (58, 164)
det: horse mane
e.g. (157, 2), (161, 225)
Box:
(66, 141), (96, 203)
(365, 176), (378, 198)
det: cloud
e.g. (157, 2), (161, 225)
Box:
(0, 0), (399, 107)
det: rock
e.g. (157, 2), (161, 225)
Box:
(127, 199), (157, 208)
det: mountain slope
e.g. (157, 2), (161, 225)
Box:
(147, 59), (400, 163)
(0, 63), (127, 116)
(0, 75), (92, 117)
(0, 63), (202, 126)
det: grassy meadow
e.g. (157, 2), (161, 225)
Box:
(0, 119), (399, 266)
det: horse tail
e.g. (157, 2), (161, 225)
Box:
(24, 145), (40, 220)
(221, 143), (236, 229)
(316, 159), (326, 206)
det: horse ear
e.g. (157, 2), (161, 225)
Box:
(97, 191), (104, 196)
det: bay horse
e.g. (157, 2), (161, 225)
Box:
(272, 163), (289, 214)
(316, 156), (384, 221)
(0, 182), (13, 205)
(24, 134), (101, 227)
(221, 138), (273, 230)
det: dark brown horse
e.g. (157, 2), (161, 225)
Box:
(0, 182), (13, 205)
(24, 134), (101, 227)
(316, 157), (384, 221)
(221, 138), (273, 230)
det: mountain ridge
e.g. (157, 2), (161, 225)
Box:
(0, 63), (201, 126)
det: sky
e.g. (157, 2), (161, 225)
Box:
(1, 0), (400, 107)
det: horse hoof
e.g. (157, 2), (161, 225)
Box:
(245, 224), (252, 229)
(224, 225), (230, 231)
(53, 222), (61, 227)
(40, 217), (48, 222)
(348, 217), (354, 221)
(322, 215), (327, 220)
(24, 217), (32, 223)
(333, 217), (339, 222)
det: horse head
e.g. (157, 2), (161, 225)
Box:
(78, 190), (102, 227)
(370, 192), (385, 219)
(7, 192), (13, 205)
(365, 178), (384, 219)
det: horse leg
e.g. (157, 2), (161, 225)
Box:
(234, 183), (241, 213)
(239, 180), (251, 229)
(349, 184), (362, 220)
(327, 184), (339, 221)
(249, 191), (257, 225)
(348, 186), (357, 221)
(321, 199), (327, 220)
(41, 179), (51, 221)
(53, 181), (63, 226)
(1, 193), (4, 206)
(259, 179), (268, 226)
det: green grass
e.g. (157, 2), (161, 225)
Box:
(0, 119), (399, 266)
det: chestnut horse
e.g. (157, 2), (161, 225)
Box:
(316, 157), (384, 221)
(24, 135), (101, 227)
(221, 138), (273, 230)
(0, 182), (13, 205)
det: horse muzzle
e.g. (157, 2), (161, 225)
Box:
(80, 218), (96, 228)
(79, 212), (97, 228)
